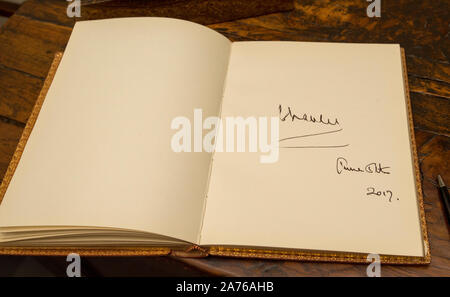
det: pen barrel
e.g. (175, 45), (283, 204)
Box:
(439, 186), (450, 221)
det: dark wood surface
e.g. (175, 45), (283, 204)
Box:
(0, 0), (448, 276)
(0, 1), (20, 17)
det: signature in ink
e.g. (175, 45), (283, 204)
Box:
(336, 157), (390, 175)
(279, 104), (340, 126)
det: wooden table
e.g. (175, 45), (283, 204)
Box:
(0, 0), (448, 276)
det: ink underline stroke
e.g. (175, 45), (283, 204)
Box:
(278, 128), (349, 149)
(279, 144), (350, 149)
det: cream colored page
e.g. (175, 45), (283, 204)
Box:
(0, 18), (231, 243)
(201, 42), (424, 256)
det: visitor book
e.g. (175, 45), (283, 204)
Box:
(0, 18), (429, 264)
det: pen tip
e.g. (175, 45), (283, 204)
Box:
(437, 175), (445, 187)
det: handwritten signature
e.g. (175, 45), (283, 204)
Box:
(336, 157), (390, 175)
(279, 105), (340, 126)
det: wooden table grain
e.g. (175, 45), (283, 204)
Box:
(0, 0), (448, 276)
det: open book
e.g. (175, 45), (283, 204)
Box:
(0, 18), (429, 263)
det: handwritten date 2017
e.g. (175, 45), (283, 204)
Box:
(366, 187), (398, 202)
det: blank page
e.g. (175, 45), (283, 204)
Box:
(201, 42), (424, 257)
(0, 18), (231, 243)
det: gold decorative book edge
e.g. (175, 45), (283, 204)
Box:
(0, 53), (63, 206)
(0, 246), (171, 257)
(400, 47), (431, 264)
(0, 50), (431, 264)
